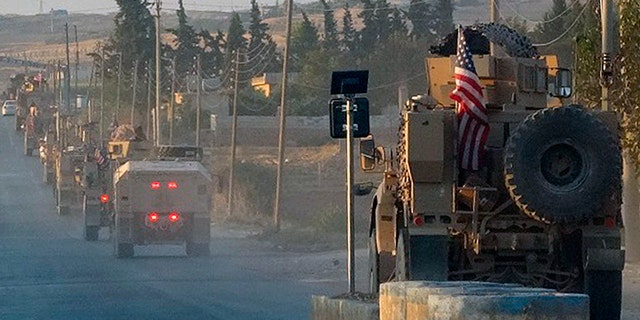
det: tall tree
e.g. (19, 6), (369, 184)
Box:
(290, 11), (320, 71)
(223, 12), (247, 88)
(341, 3), (357, 52)
(168, 0), (200, 78)
(432, 0), (454, 39)
(320, 0), (339, 50)
(532, 0), (570, 43)
(247, 0), (279, 75)
(108, 0), (155, 76)
(406, 0), (432, 41)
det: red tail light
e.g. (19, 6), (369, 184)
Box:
(412, 215), (424, 226)
(168, 212), (180, 222)
(100, 194), (109, 203)
(148, 212), (160, 223)
(167, 181), (178, 189)
(150, 181), (161, 190)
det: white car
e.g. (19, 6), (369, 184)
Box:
(2, 100), (16, 116)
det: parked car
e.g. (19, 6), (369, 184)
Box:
(2, 100), (16, 116)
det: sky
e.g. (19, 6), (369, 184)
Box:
(0, 0), (288, 15)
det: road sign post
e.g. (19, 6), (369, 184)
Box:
(330, 70), (369, 294)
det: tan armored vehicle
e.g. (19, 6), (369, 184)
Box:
(362, 24), (623, 320)
(112, 156), (212, 258)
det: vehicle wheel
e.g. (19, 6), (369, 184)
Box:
(395, 228), (410, 281)
(84, 226), (99, 241)
(585, 270), (622, 320)
(186, 242), (210, 257)
(504, 105), (621, 223)
(115, 243), (134, 259)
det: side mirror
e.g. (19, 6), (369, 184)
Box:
(359, 135), (376, 171)
(550, 68), (572, 98)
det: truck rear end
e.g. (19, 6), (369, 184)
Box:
(113, 160), (212, 258)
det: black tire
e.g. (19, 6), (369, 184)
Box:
(84, 226), (99, 241)
(504, 105), (621, 223)
(369, 227), (380, 293)
(115, 243), (134, 259)
(186, 242), (210, 257)
(153, 145), (202, 160)
(368, 226), (395, 293)
(585, 270), (622, 320)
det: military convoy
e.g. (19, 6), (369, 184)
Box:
(360, 25), (623, 320)
(9, 68), (216, 258)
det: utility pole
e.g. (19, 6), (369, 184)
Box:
(273, 0), (294, 232)
(74, 25), (79, 93)
(87, 58), (95, 122)
(131, 59), (139, 125)
(147, 60), (152, 139)
(116, 53), (122, 112)
(100, 47), (105, 142)
(169, 57), (176, 144)
(64, 23), (71, 113)
(196, 54), (202, 147)
(227, 49), (240, 217)
(154, 0), (162, 146)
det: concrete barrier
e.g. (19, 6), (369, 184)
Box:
(311, 281), (589, 320)
(311, 295), (379, 320)
(380, 281), (589, 320)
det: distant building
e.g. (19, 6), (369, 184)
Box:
(251, 72), (298, 97)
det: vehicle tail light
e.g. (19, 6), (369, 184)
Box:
(150, 181), (161, 190)
(148, 212), (160, 223)
(412, 215), (424, 226)
(100, 194), (109, 203)
(168, 212), (180, 222)
(167, 181), (178, 189)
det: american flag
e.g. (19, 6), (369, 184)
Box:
(449, 26), (489, 171)
(94, 148), (106, 167)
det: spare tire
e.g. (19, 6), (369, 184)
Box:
(504, 105), (621, 223)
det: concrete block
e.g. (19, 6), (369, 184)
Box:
(380, 281), (522, 320)
(427, 291), (589, 320)
(311, 295), (379, 320)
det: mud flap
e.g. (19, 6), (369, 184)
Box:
(409, 234), (449, 281)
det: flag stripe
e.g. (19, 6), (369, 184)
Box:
(448, 26), (490, 171)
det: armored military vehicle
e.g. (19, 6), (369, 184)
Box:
(361, 23), (623, 320)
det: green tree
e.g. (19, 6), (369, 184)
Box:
(223, 12), (247, 89)
(108, 0), (155, 73)
(406, 0), (432, 41)
(247, 0), (279, 75)
(432, 0), (454, 39)
(533, 0), (570, 43)
(320, 0), (339, 50)
(168, 0), (200, 78)
(289, 11), (320, 71)
(341, 3), (357, 52)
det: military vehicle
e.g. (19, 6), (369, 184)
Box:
(110, 146), (212, 258)
(79, 124), (151, 241)
(361, 23), (623, 320)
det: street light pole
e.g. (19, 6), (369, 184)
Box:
(154, 0), (162, 146)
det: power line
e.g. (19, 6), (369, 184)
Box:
(532, 0), (591, 47)
(500, 0), (578, 25)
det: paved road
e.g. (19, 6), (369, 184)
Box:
(0, 117), (345, 320)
